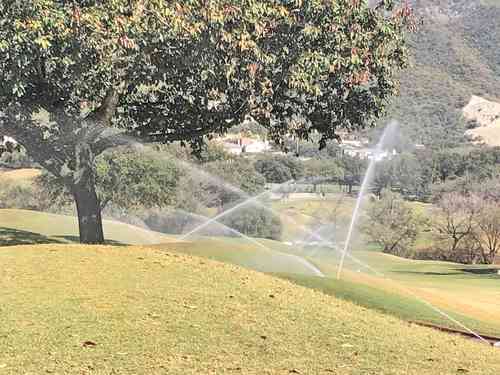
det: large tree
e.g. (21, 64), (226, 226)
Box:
(0, 0), (414, 243)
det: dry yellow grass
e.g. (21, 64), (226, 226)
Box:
(0, 168), (41, 181)
(0, 244), (499, 374)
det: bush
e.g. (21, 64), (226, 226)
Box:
(144, 209), (202, 235)
(203, 158), (266, 207)
(0, 150), (34, 168)
(0, 179), (42, 210)
(254, 155), (304, 183)
(363, 190), (423, 258)
(37, 148), (180, 212)
(221, 204), (282, 241)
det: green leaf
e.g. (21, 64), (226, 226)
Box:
(35, 36), (51, 50)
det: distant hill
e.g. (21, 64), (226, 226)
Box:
(382, 0), (500, 147)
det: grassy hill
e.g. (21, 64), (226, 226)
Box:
(153, 237), (323, 276)
(284, 249), (500, 337)
(463, 95), (500, 146)
(0, 168), (41, 182)
(0, 209), (322, 277)
(1, 244), (499, 374)
(0, 209), (173, 246)
(3, 200), (499, 340)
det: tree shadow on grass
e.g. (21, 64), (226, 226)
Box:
(392, 270), (463, 276)
(0, 227), (63, 246)
(459, 268), (500, 276)
(0, 228), (128, 247)
(52, 235), (125, 246)
(393, 268), (500, 280)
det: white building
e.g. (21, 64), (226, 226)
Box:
(219, 136), (271, 155)
(341, 144), (396, 161)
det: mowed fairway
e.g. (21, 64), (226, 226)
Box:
(1, 244), (499, 374)
(281, 248), (500, 337)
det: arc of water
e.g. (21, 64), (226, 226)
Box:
(336, 121), (397, 280)
(335, 160), (377, 279)
(214, 223), (324, 277)
(129, 140), (410, 278)
(178, 180), (293, 241)
(178, 197), (490, 344)
(126, 137), (490, 344)
(344, 261), (491, 345)
(170, 210), (324, 277)
(403, 287), (491, 345)
(303, 194), (345, 245)
(290, 216), (385, 277)
(304, 224), (329, 244)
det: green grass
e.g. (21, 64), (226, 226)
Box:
(481, 0), (500, 7)
(280, 273), (500, 338)
(1, 244), (499, 374)
(268, 196), (500, 336)
(153, 237), (322, 276)
(284, 248), (500, 336)
(0, 209), (172, 245)
(3, 206), (500, 338)
(0, 209), (322, 277)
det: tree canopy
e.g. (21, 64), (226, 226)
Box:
(0, 0), (414, 243)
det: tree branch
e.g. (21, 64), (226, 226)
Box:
(86, 85), (123, 126)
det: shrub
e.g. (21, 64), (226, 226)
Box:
(254, 155), (304, 183)
(0, 150), (34, 168)
(203, 158), (266, 207)
(363, 189), (423, 257)
(221, 204), (282, 241)
(0, 179), (41, 210)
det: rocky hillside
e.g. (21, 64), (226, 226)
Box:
(463, 95), (500, 146)
(382, 0), (500, 147)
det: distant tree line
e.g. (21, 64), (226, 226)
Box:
(364, 189), (500, 265)
(371, 146), (500, 202)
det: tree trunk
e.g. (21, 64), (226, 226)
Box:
(72, 182), (105, 244)
(71, 142), (104, 244)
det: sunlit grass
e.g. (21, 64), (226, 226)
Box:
(287, 248), (500, 337)
(0, 167), (41, 183)
(0, 209), (174, 246)
(1, 244), (499, 374)
(3, 206), (500, 338)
